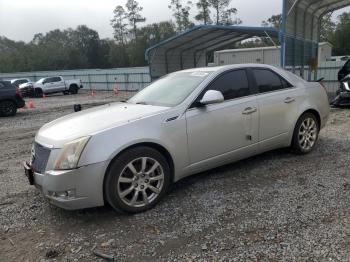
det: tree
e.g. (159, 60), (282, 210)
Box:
(320, 13), (336, 42)
(0, 25), (114, 72)
(125, 0), (146, 40)
(209, 0), (240, 25)
(220, 7), (242, 25)
(69, 25), (102, 67)
(262, 14), (282, 29)
(110, 5), (128, 45)
(128, 21), (177, 66)
(195, 0), (212, 25)
(168, 0), (194, 32)
(331, 12), (350, 55)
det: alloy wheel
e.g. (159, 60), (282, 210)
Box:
(117, 157), (164, 208)
(298, 117), (318, 151)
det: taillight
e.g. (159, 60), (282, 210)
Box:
(16, 87), (22, 97)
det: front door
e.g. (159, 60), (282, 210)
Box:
(186, 69), (259, 167)
(43, 77), (56, 93)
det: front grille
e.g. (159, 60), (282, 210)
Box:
(20, 87), (34, 97)
(31, 142), (51, 174)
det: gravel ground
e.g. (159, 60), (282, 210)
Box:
(1, 92), (350, 261)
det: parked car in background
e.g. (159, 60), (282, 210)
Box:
(10, 78), (31, 87)
(23, 64), (330, 213)
(18, 81), (36, 97)
(338, 59), (350, 81)
(33, 76), (83, 96)
(0, 81), (25, 117)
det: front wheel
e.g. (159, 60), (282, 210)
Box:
(0, 100), (17, 117)
(291, 113), (320, 154)
(34, 88), (43, 98)
(104, 147), (171, 213)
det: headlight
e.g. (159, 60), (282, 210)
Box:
(54, 136), (90, 170)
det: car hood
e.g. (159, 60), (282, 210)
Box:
(36, 102), (169, 148)
(19, 82), (33, 88)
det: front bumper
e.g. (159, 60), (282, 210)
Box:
(19, 87), (34, 97)
(331, 91), (350, 107)
(15, 95), (25, 108)
(24, 161), (108, 210)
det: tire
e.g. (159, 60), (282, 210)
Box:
(69, 85), (78, 95)
(291, 113), (320, 154)
(63, 91), (69, 95)
(0, 100), (17, 117)
(34, 88), (43, 98)
(104, 146), (171, 214)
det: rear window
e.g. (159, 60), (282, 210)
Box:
(253, 69), (292, 93)
(52, 77), (61, 82)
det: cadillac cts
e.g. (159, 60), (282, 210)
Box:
(23, 64), (330, 213)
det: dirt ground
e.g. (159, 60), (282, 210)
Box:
(1, 91), (350, 261)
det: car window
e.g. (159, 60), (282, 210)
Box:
(253, 69), (289, 93)
(0, 82), (5, 88)
(205, 70), (250, 100)
(44, 78), (52, 83)
(2, 81), (14, 88)
(52, 77), (61, 82)
(128, 71), (212, 107)
(17, 79), (28, 85)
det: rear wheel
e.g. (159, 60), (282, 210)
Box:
(291, 113), (320, 154)
(69, 85), (78, 95)
(104, 147), (171, 213)
(0, 100), (17, 117)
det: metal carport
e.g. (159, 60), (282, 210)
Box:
(145, 25), (279, 79)
(281, 0), (350, 72)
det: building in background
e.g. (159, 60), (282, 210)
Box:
(213, 42), (333, 67)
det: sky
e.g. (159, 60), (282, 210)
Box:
(0, 0), (349, 42)
(0, 0), (282, 42)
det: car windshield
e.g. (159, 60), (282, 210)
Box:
(128, 71), (212, 107)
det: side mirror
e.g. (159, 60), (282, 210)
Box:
(200, 90), (224, 105)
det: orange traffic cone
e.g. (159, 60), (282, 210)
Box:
(113, 86), (119, 96)
(28, 100), (35, 109)
(89, 89), (96, 97)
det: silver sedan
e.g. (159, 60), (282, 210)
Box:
(24, 64), (330, 213)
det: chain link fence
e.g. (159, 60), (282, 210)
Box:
(286, 60), (345, 99)
(0, 67), (152, 99)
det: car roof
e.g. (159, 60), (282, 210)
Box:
(180, 64), (280, 73)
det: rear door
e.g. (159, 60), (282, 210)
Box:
(55, 77), (66, 90)
(251, 68), (302, 149)
(50, 77), (65, 92)
(186, 69), (259, 168)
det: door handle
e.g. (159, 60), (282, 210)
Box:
(242, 107), (257, 115)
(284, 97), (295, 103)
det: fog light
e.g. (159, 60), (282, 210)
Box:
(49, 190), (76, 199)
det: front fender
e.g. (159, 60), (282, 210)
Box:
(78, 113), (189, 180)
